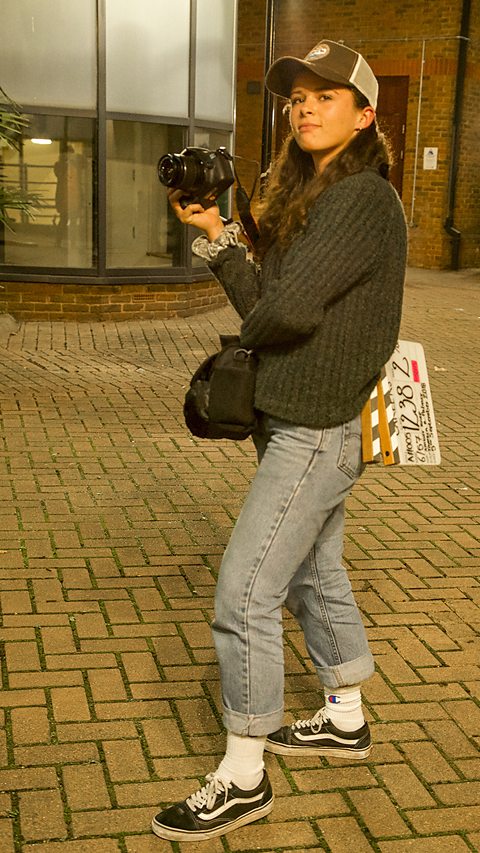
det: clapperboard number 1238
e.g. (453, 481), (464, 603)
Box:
(391, 355), (421, 434)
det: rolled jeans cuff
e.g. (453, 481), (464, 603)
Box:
(222, 703), (285, 737)
(315, 652), (375, 690)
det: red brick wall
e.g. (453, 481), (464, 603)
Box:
(236, 0), (480, 269)
(0, 279), (227, 322)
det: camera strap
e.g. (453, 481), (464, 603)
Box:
(231, 161), (260, 250)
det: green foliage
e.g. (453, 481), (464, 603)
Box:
(0, 86), (40, 229)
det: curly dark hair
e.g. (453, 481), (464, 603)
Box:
(255, 89), (393, 260)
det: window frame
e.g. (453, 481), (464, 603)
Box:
(0, 0), (237, 284)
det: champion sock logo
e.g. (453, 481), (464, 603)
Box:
(327, 695), (341, 704)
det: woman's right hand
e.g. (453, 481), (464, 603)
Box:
(167, 190), (225, 242)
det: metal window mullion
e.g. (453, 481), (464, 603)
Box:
(184, 0), (198, 273)
(189, 0), (197, 146)
(96, 0), (107, 275)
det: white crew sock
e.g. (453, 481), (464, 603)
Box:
(324, 686), (365, 732)
(216, 731), (266, 790)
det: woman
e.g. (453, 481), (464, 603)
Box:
(152, 39), (407, 842)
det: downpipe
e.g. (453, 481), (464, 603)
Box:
(444, 0), (471, 270)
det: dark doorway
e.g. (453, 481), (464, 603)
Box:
(376, 76), (409, 197)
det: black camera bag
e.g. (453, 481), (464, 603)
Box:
(183, 335), (258, 441)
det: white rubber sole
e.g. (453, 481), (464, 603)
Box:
(265, 741), (372, 759)
(151, 796), (274, 842)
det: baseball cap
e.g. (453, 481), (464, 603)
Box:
(265, 40), (378, 109)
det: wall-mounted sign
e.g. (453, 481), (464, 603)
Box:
(423, 147), (438, 170)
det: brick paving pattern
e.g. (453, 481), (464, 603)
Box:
(0, 266), (479, 852)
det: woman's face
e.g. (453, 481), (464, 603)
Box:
(289, 70), (375, 173)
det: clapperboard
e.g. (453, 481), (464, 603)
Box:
(361, 340), (441, 466)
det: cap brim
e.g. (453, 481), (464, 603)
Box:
(265, 56), (350, 98)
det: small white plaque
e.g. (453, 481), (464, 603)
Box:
(423, 147), (438, 170)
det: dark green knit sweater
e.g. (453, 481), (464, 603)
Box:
(208, 168), (407, 428)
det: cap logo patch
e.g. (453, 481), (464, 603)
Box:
(306, 43), (330, 61)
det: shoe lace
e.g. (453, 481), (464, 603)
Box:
(186, 774), (232, 812)
(292, 706), (329, 734)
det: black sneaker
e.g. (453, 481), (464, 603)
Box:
(265, 707), (372, 759)
(151, 770), (274, 841)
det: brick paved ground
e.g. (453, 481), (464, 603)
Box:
(0, 266), (479, 853)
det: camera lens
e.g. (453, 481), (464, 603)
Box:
(158, 151), (206, 192)
(157, 154), (185, 188)
(158, 149), (205, 193)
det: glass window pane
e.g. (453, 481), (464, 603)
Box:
(106, 120), (184, 268)
(0, 1), (96, 109)
(195, 0), (236, 122)
(1, 115), (95, 269)
(106, 0), (190, 117)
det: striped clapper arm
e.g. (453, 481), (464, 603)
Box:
(361, 368), (400, 465)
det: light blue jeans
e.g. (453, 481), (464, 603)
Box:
(212, 412), (375, 736)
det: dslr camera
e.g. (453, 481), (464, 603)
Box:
(157, 146), (234, 209)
